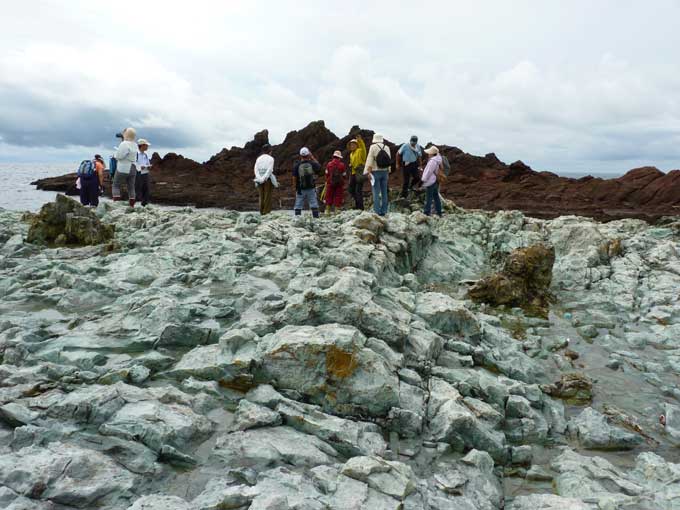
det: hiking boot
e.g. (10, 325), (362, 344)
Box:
(129, 199), (136, 207)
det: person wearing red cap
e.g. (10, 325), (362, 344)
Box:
(324, 150), (347, 216)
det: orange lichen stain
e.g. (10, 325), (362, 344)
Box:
(325, 346), (358, 379)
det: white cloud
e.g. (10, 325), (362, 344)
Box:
(2, 0), (680, 174)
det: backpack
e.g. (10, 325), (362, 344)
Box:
(375, 144), (391, 168)
(109, 157), (117, 177)
(441, 155), (451, 176)
(77, 160), (95, 178)
(298, 161), (316, 190)
(330, 162), (345, 185)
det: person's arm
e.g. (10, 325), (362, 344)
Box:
(357, 137), (367, 164)
(114, 142), (129, 161)
(365, 146), (375, 173)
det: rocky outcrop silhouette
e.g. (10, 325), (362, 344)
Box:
(33, 120), (680, 221)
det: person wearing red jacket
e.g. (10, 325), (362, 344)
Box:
(324, 150), (347, 215)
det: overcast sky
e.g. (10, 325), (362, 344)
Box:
(2, 0), (680, 174)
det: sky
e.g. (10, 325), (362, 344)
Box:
(2, 0), (680, 175)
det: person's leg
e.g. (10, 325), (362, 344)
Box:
(308, 188), (320, 218)
(348, 174), (356, 209)
(141, 174), (150, 206)
(263, 180), (273, 214)
(87, 178), (99, 207)
(433, 182), (442, 216)
(424, 185), (434, 215)
(294, 191), (303, 215)
(127, 167), (137, 206)
(410, 164), (421, 190)
(135, 173), (143, 204)
(401, 165), (410, 198)
(258, 184), (265, 215)
(379, 170), (389, 215)
(371, 175), (381, 214)
(111, 171), (124, 201)
(79, 178), (88, 205)
(358, 177), (364, 210)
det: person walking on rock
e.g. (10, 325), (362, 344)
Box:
(77, 155), (105, 207)
(324, 150), (346, 216)
(293, 147), (322, 218)
(421, 145), (444, 217)
(397, 135), (423, 198)
(134, 139), (152, 207)
(347, 134), (367, 210)
(254, 143), (278, 215)
(364, 133), (391, 216)
(112, 128), (139, 207)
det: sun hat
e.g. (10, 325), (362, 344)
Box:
(372, 133), (384, 144)
(137, 138), (150, 147)
(333, 150), (342, 158)
(424, 146), (439, 155)
(300, 147), (311, 157)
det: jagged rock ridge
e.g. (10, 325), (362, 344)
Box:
(33, 120), (680, 221)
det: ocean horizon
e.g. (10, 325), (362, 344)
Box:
(0, 162), (634, 212)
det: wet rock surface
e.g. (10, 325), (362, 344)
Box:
(32, 120), (680, 222)
(1, 200), (680, 508)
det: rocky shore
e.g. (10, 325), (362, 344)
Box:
(33, 121), (680, 222)
(1, 196), (680, 509)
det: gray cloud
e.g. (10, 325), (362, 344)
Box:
(2, 1), (680, 174)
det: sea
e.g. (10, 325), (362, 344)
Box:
(0, 163), (76, 212)
(0, 163), (624, 213)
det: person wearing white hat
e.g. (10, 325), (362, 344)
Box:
(323, 150), (347, 215)
(421, 145), (444, 217)
(112, 127), (139, 207)
(292, 147), (322, 218)
(135, 138), (152, 207)
(364, 133), (392, 216)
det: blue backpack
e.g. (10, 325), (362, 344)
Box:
(77, 160), (95, 178)
(109, 156), (117, 177)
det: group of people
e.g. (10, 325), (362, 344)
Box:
(253, 133), (446, 218)
(77, 127), (153, 208)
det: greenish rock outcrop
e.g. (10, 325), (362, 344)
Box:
(468, 243), (555, 316)
(25, 194), (115, 246)
(1, 202), (679, 509)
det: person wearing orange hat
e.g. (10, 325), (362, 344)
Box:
(324, 150), (347, 215)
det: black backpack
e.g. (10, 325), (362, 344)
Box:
(298, 161), (316, 190)
(330, 164), (344, 185)
(375, 144), (391, 168)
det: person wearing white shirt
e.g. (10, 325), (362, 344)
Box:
(253, 144), (278, 215)
(112, 127), (139, 207)
(135, 139), (152, 207)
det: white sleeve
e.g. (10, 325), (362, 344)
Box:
(114, 143), (130, 161)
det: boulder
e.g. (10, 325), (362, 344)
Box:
(255, 324), (399, 417)
(542, 373), (593, 405)
(468, 244), (555, 316)
(26, 194), (114, 246)
(567, 407), (643, 450)
(0, 443), (135, 508)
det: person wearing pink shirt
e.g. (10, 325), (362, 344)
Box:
(421, 146), (443, 217)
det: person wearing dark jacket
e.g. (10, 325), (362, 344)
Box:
(292, 147), (322, 218)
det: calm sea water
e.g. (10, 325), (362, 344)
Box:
(0, 163), (76, 211)
(0, 163), (624, 213)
